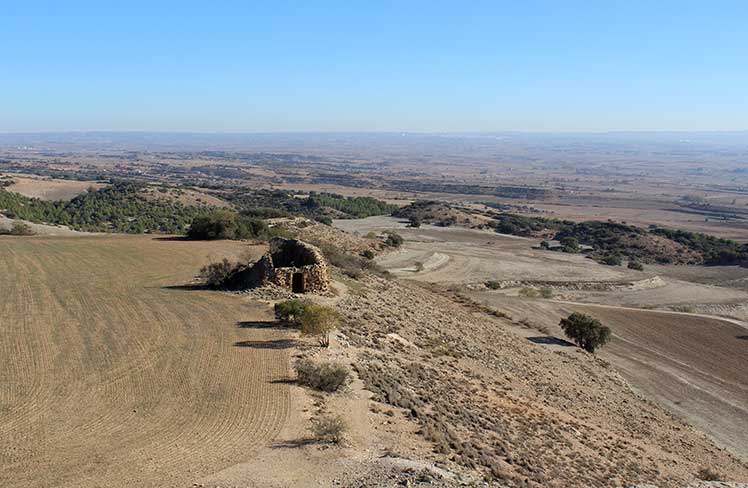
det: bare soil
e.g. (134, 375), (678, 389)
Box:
(0, 236), (292, 488)
(2, 175), (103, 200)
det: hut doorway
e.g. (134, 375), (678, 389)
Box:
(292, 273), (305, 293)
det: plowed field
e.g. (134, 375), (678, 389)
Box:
(0, 236), (291, 487)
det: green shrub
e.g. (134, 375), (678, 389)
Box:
(299, 303), (341, 347)
(598, 254), (623, 266)
(274, 299), (307, 325)
(560, 236), (579, 253)
(408, 215), (422, 228)
(559, 312), (611, 353)
(361, 249), (375, 260)
(294, 359), (350, 392)
(199, 258), (239, 287)
(310, 415), (346, 444)
(384, 231), (404, 248)
(485, 280), (501, 290)
(540, 287), (553, 299)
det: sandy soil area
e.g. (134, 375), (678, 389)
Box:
(0, 236), (293, 487)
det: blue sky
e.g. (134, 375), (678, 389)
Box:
(1, 1), (747, 132)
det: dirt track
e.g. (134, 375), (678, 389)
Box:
(0, 236), (292, 487)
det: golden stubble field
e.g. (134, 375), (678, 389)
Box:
(0, 235), (292, 487)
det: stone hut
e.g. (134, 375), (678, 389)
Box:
(229, 238), (330, 293)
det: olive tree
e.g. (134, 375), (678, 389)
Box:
(559, 312), (611, 353)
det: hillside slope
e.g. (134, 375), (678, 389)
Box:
(336, 276), (748, 487)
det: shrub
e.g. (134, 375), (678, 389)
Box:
(408, 216), (422, 228)
(519, 287), (541, 298)
(696, 467), (723, 481)
(540, 287), (553, 299)
(310, 415), (346, 444)
(559, 312), (611, 353)
(294, 359), (350, 392)
(627, 260), (644, 271)
(1, 221), (35, 236)
(199, 258), (239, 287)
(384, 231), (404, 248)
(299, 303), (341, 347)
(598, 254), (623, 266)
(274, 299), (306, 325)
(361, 249), (375, 260)
(485, 280), (501, 290)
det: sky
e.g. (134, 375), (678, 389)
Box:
(1, 1), (747, 133)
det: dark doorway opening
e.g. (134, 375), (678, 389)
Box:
(292, 273), (305, 293)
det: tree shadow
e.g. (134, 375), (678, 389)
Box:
(527, 336), (575, 347)
(237, 320), (286, 330)
(270, 438), (316, 448)
(737, 335), (748, 341)
(233, 339), (297, 349)
(270, 377), (298, 385)
(153, 236), (191, 241)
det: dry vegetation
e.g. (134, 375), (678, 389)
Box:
(336, 276), (748, 487)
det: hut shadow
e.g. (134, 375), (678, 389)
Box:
(737, 335), (748, 341)
(233, 339), (297, 349)
(527, 336), (575, 347)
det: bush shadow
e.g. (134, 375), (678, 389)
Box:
(237, 320), (286, 330)
(234, 339), (297, 349)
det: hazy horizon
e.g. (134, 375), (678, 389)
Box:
(3, 1), (747, 133)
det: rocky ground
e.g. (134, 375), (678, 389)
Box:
(324, 274), (748, 487)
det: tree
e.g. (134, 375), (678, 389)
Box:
(384, 231), (404, 248)
(299, 303), (341, 347)
(274, 299), (306, 325)
(559, 312), (611, 353)
(560, 236), (579, 253)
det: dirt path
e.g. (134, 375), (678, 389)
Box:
(0, 236), (293, 487)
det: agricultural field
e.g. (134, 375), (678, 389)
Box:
(1, 175), (103, 200)
(0, 235), (293, 487)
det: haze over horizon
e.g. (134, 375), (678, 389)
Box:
(2, 1), (747, 133)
